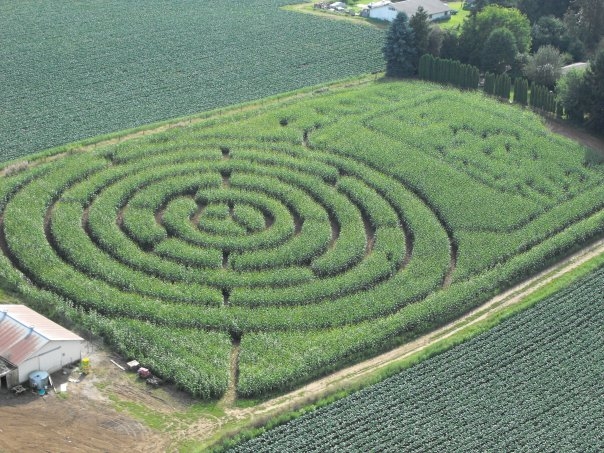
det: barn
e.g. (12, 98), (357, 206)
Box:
(0, 305), (83, 389)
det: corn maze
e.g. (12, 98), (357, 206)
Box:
(0, 81), (603, 398)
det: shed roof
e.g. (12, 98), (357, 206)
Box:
(0, 305), (82, 366)
(368, 0), (392, 8)
(561, 62), (588, 74)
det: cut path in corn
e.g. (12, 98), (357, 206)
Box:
(199, 236), (604, 446)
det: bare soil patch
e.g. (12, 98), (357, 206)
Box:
(2, 239), (602, 452)
(0, 346), (171, 453)
(545, 118), (604, 155)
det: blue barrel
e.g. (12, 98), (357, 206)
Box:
(29, 371), (50, 390)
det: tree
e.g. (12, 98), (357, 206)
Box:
(410, 7), (431, 65)
(484, 72), (496, 94)
(440, 29), (460, 60)
(427, 26), (444, 57)
(383, 13), (417, 77)
(584, 49), (604, 130)
(481, 27), (519, 73)
(459, 5), (532, 66)
(564, 0), (604, 51)
(495, 73), (512, 98)
(530, 16), (569, 52)
(513, 77), (529, 105)
(556, 69), (590, 121)
(471, 0), (489, 15)
(523, 45), (564, 88)
(518, 0), (571, 23)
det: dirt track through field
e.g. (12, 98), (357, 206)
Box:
(1, 81), (604, 451)
(225, 237), (604, 420)
(2, 240), (602, 453)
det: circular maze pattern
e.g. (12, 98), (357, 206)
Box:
(0, 133), (453, 334)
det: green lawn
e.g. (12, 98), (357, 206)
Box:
(440, 1), (470, 31)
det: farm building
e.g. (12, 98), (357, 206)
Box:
(0, 305), (83, 389)
(366, 0), (453, 22)
(561, 62), (588, 74)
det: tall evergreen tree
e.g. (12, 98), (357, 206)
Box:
(584, 49), (604, 130)
(410, 7), (431, 67)
(484, 72), (495, 94)
(383, 13), (417, 77)
(564, 0), (604, 51)
(530, 16), (569, 52)
(519, 0), (571, 23)
(427, 26), (444, 57)
(513, 78), (523, 103)
(529, 81), (537, 107)
(440, 29), (460, 60)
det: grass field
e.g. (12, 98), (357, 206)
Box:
(440, 2), (470, 31)
(1, 79), (602, 398)
(227, 265), (604, 451)
(0, 0), (384, 162)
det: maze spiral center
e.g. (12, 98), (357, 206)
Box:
(0, 133), (453, 334)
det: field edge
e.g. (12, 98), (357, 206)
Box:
(195, 243), (604, 452)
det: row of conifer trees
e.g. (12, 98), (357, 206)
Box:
(418, 54), (558, 115)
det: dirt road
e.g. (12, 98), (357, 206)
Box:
(1, 239), (602, 453)
(230, 238), (604, 419)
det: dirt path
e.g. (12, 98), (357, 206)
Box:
(545, 117), (604, 155)
(223, 237), (604, 420)
(3, 238), (601, 452)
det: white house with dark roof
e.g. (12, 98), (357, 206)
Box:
(368, 0), (453, 22)
(0, 305), (83, 389)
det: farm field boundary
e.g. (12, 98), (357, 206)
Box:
(0, 0), (385, 161)
(0, 75), (377, 175)
(0, 79), (602, 401)
(200, 238), (604, 452)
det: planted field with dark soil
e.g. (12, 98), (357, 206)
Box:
(0, 0), (384, 161)
(229, 265), (604, 452)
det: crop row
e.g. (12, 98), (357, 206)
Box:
(0, 0), (385, 160)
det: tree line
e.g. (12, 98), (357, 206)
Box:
(383, 1), (604, 131)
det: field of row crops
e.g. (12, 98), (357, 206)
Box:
(0, 0), (384, 162)
(0, 80), (602, 397)
(229, 265), (604, 451)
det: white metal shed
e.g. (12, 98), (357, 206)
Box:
(0, 305), (83, 389)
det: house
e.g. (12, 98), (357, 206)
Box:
(561, 62), (588, 74)
(0, 305), (83, 389)
(368, 0), (453, 22)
